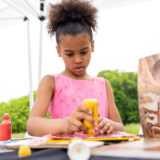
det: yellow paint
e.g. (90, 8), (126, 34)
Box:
(83, 99), (98, 136)
(69, 137), (81, 144)
(87, 128), (94, 137)
(45, 136), (141, 144)
(45, 139), (69, 143)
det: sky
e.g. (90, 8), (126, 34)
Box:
(0, 0), (160, 103)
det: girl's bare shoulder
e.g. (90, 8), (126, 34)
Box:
(104, 79), (111, 88)
(39, 75), (55, 91)
(104, 79), (114, 96)
(42, 74), (55, 81)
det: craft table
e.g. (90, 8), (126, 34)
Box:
(1, 138), (160, 160)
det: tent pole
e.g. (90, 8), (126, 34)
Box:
(38, 20), (43, 83)
(26, 18), (34, 111)
(4, 0), (34, 111)
(38, 0), (45, 83)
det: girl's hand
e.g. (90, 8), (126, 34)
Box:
(64, 104), (95, 134)
(96, 117), (114, 135)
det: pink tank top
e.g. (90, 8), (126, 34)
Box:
(49, 74), (108, 118)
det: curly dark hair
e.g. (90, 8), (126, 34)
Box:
(47, 0), (98, 44)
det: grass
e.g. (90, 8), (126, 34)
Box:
(124, 123), (140, 135)
(12, 133), (25, 139)
(11, 123), (141, 138)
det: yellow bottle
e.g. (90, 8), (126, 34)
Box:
(83, 99), (98, 136)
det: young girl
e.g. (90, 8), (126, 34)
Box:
(27, 0), (124, 137)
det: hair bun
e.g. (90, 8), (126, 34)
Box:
(47, 0), (98, 37)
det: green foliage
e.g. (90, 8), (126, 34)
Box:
(0, 96), (30, 133)
(97, 70), (140, 124)
(0, 91), (50, 133)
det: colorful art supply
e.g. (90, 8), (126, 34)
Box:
(18, 145), (31, 158)
(0, 113), (12, 141)
(83, 99), (98, 136)
(67, 137), (90, 160)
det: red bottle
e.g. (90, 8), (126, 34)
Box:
(0, 113), (12, 141)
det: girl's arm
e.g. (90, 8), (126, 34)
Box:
(27, 75), (94, 136)
(96, 80), (125, 134)
(27, 75), (66, 136)
(106, 80), (124, 131)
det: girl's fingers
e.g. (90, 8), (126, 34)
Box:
(97, 118), (113, 134)
(102, 121), (114, 134)
(81, 125), (88, 132)
(75, 105), (96, 125)
(70, 125), (79, 133)
(95, 117), (103, 131)
(98, 117), (103, 123)
(107, 125), (114, 134)
(83, 129), (88, 134)
(68, 116), (89, 133)
(75, 112), (95, 126)
(102, 123), (110, 133)
(76, 105), (92, 115)
(71, 123), (87, 133)
(98, 119), (106, 129)
(70, 118), (83, 130)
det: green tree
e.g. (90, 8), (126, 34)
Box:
(0, 96), (30, 133)
(0, 91), (51, 133)
(97, 70), (139, 124)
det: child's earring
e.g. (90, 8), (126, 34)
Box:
(56, 45), (61, 57)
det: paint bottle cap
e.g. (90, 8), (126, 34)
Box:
(67, 138), (90, 160)
(3, 113), (10, 120)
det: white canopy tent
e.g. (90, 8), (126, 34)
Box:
(0, 0), (152, 111)
(0, 0), (34, 110)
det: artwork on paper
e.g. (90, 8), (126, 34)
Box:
(138, 53), (160, 137)
(48, 131), (140, 141)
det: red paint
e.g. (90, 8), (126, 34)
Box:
(0, 113), (12, 141)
